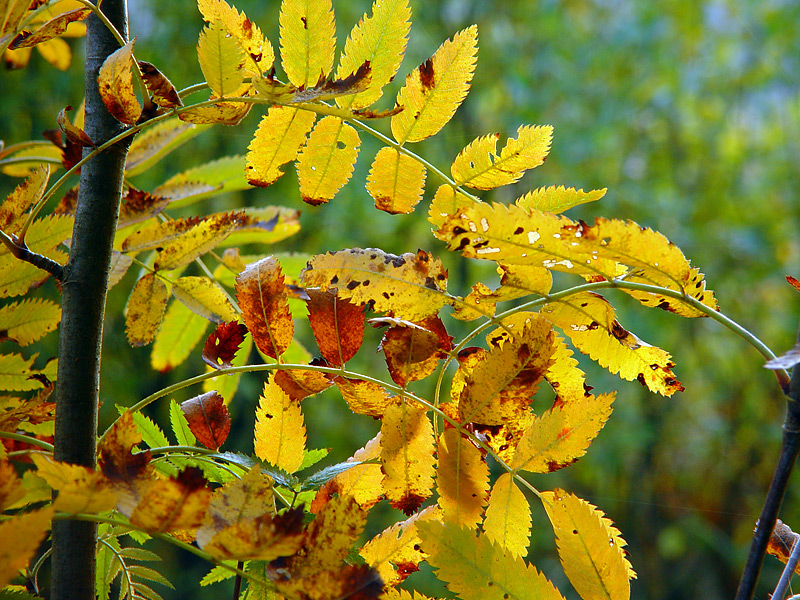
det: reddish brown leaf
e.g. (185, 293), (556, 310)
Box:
(181, 391), (231, 450)
(202, 321), (249, 370)
(379, 319), (446, 387)
(117, 188), (170, 229)
(57, 105), (94, 148)
(306, 288), (365, 366)
(137, 60), (183, 108)
(274, 367), (333, 401)
(98, 411), (152, 483)
(235, 257), (294, 359)
(787, 276), (800, 294)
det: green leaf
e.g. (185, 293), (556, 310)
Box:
(298, 447), (330, 471)
(169, 398), (196, 446)
(301, 460), (362, 491)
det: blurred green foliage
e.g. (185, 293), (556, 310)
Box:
(3, 0), (800, 597)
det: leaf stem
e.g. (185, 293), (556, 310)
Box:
(0, 430), (55, 452)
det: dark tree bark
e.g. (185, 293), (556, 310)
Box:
(51, 1), (130, 599)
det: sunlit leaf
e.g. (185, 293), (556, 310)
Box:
(245, 106), (316, 187)
(316, 432), (383, 510)
(305, 288), (365, 366)
(125, 118), (210, 177)
(0, 507), (55, 588)
(483, 473), (531, 558)
(0, 298), (60, 346)
(279, 0), (336, 87)
(0, 458), (25, 510)
(181, 391), (231, 450)
(296, 116), (360, 206)
(379, 316), (449, 386)
(172, 276), (238, 323)
(274, 368), (332, 401)
(97, 40), (141, 125)
(391, 25), (478, 144)
(254, 380), (306, 474)
(130, 467), (212, 533)
(235, 256), (294, 360)
(151, 299), (209, 372)
(516, 185), (606, 214)
(436, 428), (488, 527)
(11, 7), (90, 49)
(197, 0), (274, 75)
(125, 273), (169, 347)
(31, 453), (116, 514)
(153, 212), (242, 271)
(366, 147), (426, 214)
(540, 489), (635, 600)
(197, 18), (245, 98)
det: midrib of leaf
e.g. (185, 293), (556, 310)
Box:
(306, 118), (344, 200)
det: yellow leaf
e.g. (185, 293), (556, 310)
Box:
(201, 508), (305, 561)
(279, 0), (336, 87)
(97, 40), (141, 125)
(153, 212), (242, 271)
(31, 453), (116, 514)
(179, 92), (253, 125)
(427, 183), (478, 230)
(451, 264), (552, 321)
(35, 36), (70, 70)
(321, 431), (383, 509)
(540, 489), (635, 600)
(125, 118), (209, 177)
(125, 273), (169, 347)
(418, 520), (567, 600)
(0, 298), (60, 346)
(380, 399), (436, 515)
(360, 504), (440, 586)
(366, 147), (426, 214)
(130, 467), (212, 533)
(172, 275), (238, 323)
(512, 392), (615, 473)
(0, 458), (24, 510)
(458, 317), (554, 426)
(451, 125), (552, 190)
(296, 116), (360, 205)
(516, 185), (606, 214)
(336, 0), (411, 110)
(245, 106), (317, 187)
(10, 7), (90, 49)
(0, 164), (49, 234)
(196, 467), (273, 537)
(334, 377), (391, 419)
(391, 25), (478, 144)
(545, 332), (588, 403)
(540, 292), (683, 396)
(301, 247), (450, 321)
(197, 19), (245, 98)
(382, 589), (435, 600)
(254, 380), (306, 473)
(197, 0), (274, 75)
(235, 256), (294, 359)
(0, 353), (47, 391)
(436, 428), (488, 527)
(0, 506), (55, 588)
(151, 299), (209, 372)
(483, 473), (531, 558)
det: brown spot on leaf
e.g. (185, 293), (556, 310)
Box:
(419, 57), (435, 90)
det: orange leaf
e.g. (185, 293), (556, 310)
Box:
(274, 367), (332, 401)
(766, 519), (800, 575)
(98, 411), (151, 484)
(0, 506), (55, 588)
(379, 316), (449, 386)
(306, 288), (365, 366)
(787, 275), (800, 293)
(180, 391), (231, 450)
(202, 321), (248, 369)
(57, 105), (93, 147)
(235, 257), (294, 359)
(137, 60), (182, 108)
(97, 39), (142, 125)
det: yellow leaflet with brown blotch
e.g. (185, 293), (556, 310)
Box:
(418, 520), (567, 600)
(125, 273), (169, 347)
(360, 505), (441, 586)
(0, 506), (55, 589)
(171, 276), (238, 323)
(130, 467), (212, 533)
(512, 392), (615, 474)
(451, 263), (552, 321)
(197, 0), (274, 76)
(279, 0), (335, 88)
(458, 316), (555, 426)
(197, 19), (245, 98)
(31, 454), (116, 514)
(336, 0), (411, 110)
(427, 184), (478, 231)
(296, 116), (360, 205)
(97, 39), (141, 125)
(483, 473), (531, 559)
(366, 147), (427, 214)
(391, 25), (478, 144)
(451, 125), (552, 190)
(516, 185), (606, 214)
(235, 256), (294, 359)
(545, 331), (588, 403)
(540, 291), (683, 396)
(178, 90), (253, 126)
(380, 399), (436, 515)
(254, 380), (306, 474)
(540, 489), (636, 600)
(0, 164), (49, 233)
(245, 106), (317, 187)
(301, 247), (450, 321)
(153, 212), (242, 271)
(436, 428), (488, 528)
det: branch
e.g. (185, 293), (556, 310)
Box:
(0, 229), (64, 281)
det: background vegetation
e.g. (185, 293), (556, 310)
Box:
(3, 0), (800, 597)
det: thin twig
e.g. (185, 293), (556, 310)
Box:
(773, 532), (800, 600)
(0, 229), (64, 280)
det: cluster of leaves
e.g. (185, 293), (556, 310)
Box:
(4, 0), (789, 599)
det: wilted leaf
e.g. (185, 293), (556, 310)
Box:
(254, 380), (306, 474)
(391, 25), (478, 144)
(235, 257), (294, 359)
(57, 104), (93, 147)
(10, 7), (90, 49)
(179, 92), (253, 125)
(306, 288), (365, 366)
(766, 519), (800, 575)
(97, 40), (142, 125)
(381, 399), (435, 515)
(137, 60), (182, 108)
(301, 248), (450, 321)
(117, 187), (169, 229)
(540, 489), (635, 600)
(202, 321), (248, 369)
(181, 391), (231, 450)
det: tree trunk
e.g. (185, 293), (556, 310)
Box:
(51, 1), (130, 598)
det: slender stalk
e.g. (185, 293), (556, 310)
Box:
(51, 1), (131, 599)
(772, 531), (800, 600)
